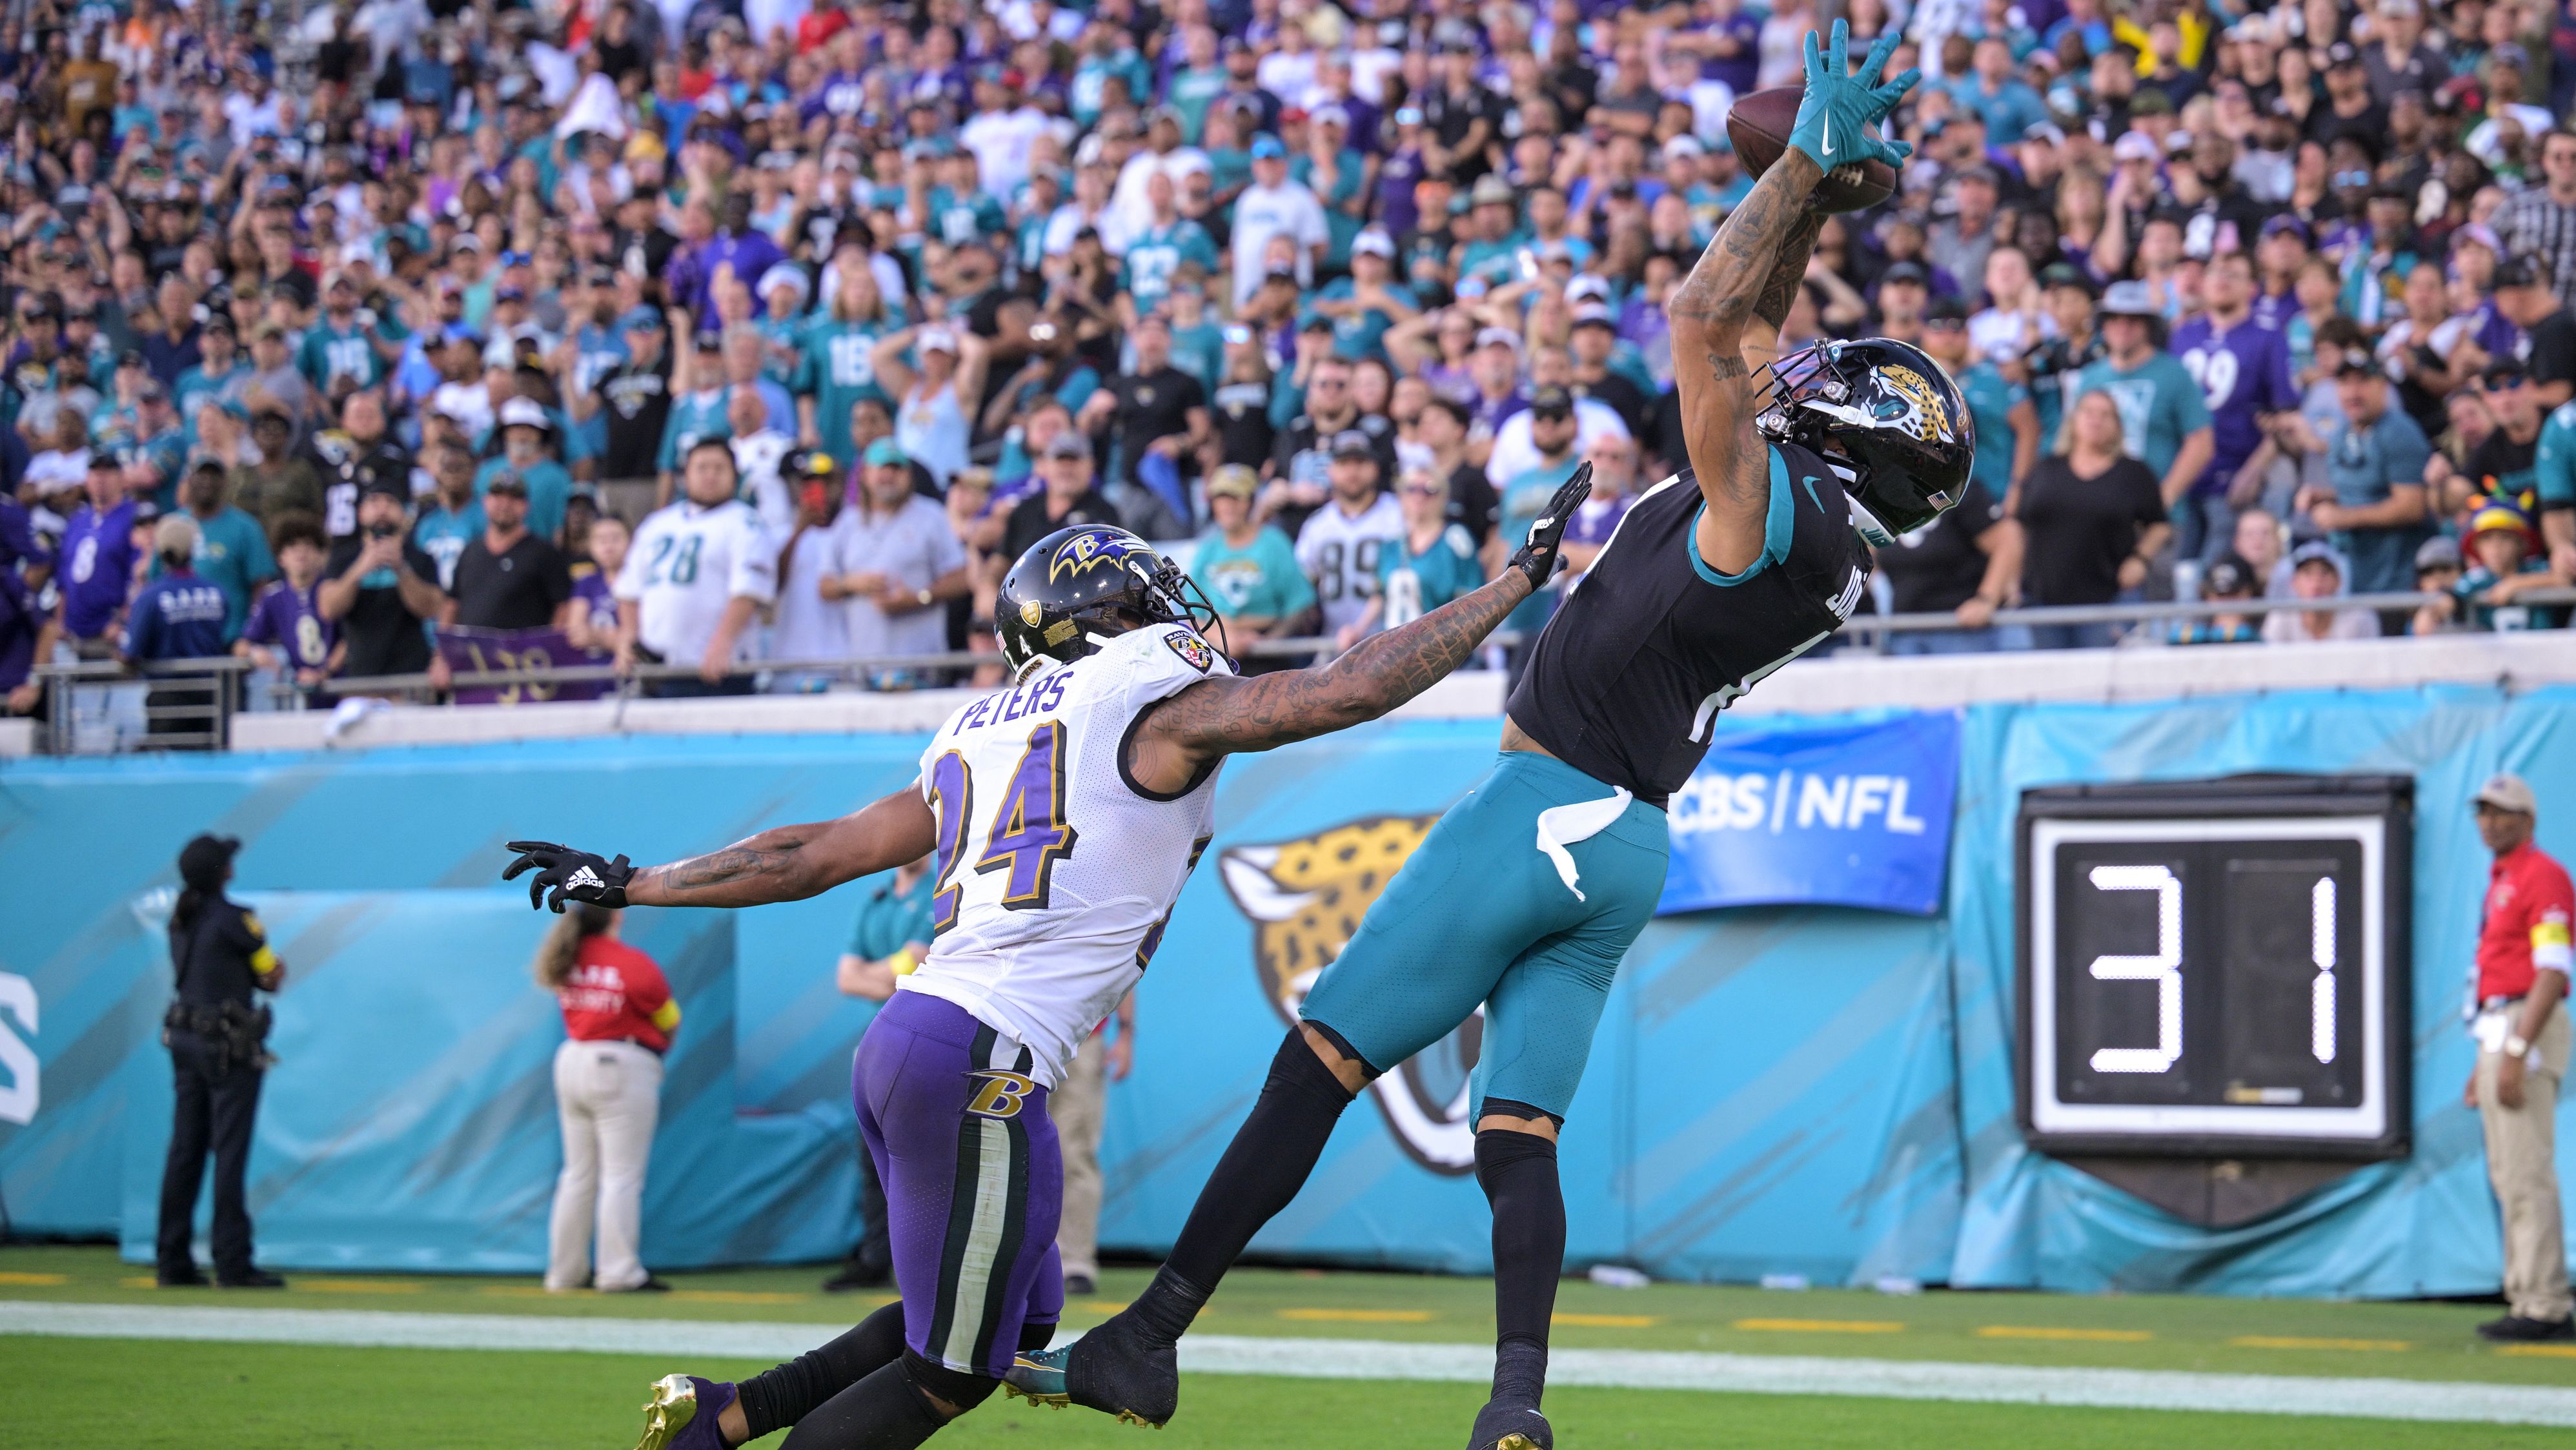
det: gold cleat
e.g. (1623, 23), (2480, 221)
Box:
(633, 1374), (702, 1450)
(1493, 1438), (1541, 1450)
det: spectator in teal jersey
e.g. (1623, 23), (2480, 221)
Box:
(1922, 298), (2040, 504)
(174, 318), (253, 429)
(1336, 466), (1485, 649)
(756, 266), (811, 388)
(2537, 398), (2576, 581)
(794, 260), (898, 473)
(2282, 345), (2435, 604)
(1121, 172), (1222, 323)
(1166, 26), (1227, 143)
(298, 272), (390, 394)
(150, 462), (278, 642)
(1494, 389), (1584, 671)
(925, 146), (1008, 247)
(412, 442), (487, 593)
(475, 399), (576, 544)
(1455, 175), (1528, 292)
(1165, 280), (1226, 396)
(1188, 465), (1316, 660)
(1308, 230), (1422, 365)
(1293, 106), (1372, 272)
(2073, 281), (2214, 515)
(657, 335), (735, 504)
(821, 852), (935, 1292)
(1068, 19), (1152, 130)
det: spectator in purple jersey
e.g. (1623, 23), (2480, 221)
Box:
(0, 493), (50, 715)
(2252, 216), (2311, 332)
(50, 453), (146, 659)
(1556, 433), (1638, 587)
(236, 513), (339, 698)
(567, 514), (631, 656)
(2173, 252), (2299, 560)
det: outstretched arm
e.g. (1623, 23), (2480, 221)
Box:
(1125, 467), (1594, 792)
(504, 786), (938, 913)
(1668, 22), (1914, 576)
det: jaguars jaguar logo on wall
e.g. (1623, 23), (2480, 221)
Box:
(1219, 815), (1481, 1174)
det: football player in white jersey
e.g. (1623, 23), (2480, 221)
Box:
(615, 438), (779, 692)
(502, 481), (1588, 1450)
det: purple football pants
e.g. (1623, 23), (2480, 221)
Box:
(855, 990), (1064, 1376)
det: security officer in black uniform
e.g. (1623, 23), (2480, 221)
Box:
(156, 833), (288, 1289)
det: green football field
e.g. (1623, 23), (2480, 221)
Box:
(6, 1243), (2574, 1449)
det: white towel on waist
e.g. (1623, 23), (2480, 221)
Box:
(1534, 788), (1633, 902)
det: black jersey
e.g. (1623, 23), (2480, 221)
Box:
(1505, 440), (1872, 805)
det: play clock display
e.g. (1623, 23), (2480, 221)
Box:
(2016, 777), (2413, 1159)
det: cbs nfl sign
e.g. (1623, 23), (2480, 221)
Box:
(1658, 711), (1962, 917)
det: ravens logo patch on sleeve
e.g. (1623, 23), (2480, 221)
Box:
(1164, 628), (1217, 673)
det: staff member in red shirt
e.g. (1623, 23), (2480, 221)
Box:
(2466, 772), (2573, 1342)
(534, 903), (679, 1293)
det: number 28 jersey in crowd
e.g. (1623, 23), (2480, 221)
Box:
(1505, 441), (1872, 806)
(900, 621), (1231, 1087)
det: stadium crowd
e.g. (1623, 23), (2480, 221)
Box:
(5, 0), (2576, 717)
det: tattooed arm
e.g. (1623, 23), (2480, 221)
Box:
(1665, 148), (1828, 575)
(625, 788), (939, 908)
(1126, 571), (1536, 792)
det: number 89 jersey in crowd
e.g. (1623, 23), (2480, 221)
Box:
(898, 621), (1232, 1087)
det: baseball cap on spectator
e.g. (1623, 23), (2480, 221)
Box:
(2326, 41), (2361, 70)
(620, 307), (665, 332)
(2450, 223), (2502, 259)
(2130, 89), (2175, 116)
(1352, 229), (1395, 259)
(1528, 386), (1573, 420)
(1044, 431), (1092, 460)
(758, 264), (810, 312)
(1299, 312), (1337, 335)
(2289, 540), (2344, 578)
(1330, 429), (1378, 458)
(1572, 302), (1616, 330)
(1881, 261), (1930, 289)
(864, 438), (908, 468)
(1249, 135), (1286, 161)
(918, 327), (958, 355)
(1207, 464), (1258, 500)
(2416, 535), (2464, 574)
(2476, 773), (2539, 817)
(2258, 214), (2312, 245)
(495, 283), (527, 303)
(1470, 175), (1516, 209)
(2099, 280), (2160, 318)
(2021, 121), (2065, 147)
(1662, 136), (1705, 163)
(1313, 104), (1349, 130)
(1476, 326), (1521, 352)
(2494, 258), (2544, 292)
(2330, 344), (2381, 377)
(483, 470), (529, 496)
(499, 397), (553, 432)
(2038, 262), (2097, 298)
(359, 473), (409, 504)
(1925, 297), (1970, 329)
(2201, 553), (2259, 599)
(2482, 360), (2530, 390)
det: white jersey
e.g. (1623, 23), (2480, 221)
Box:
(614, 498), (778, 665)
(1295, 492), (1405, 638)
(899, 622), (1232, 1087)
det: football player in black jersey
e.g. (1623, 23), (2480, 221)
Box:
(1008, 25), (1969, 1450)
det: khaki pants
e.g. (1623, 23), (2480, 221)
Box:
(2477, 1002), (2573, 1322)
(548, 1038), (664, 1292)
(1053, 1032), (1109, 1282)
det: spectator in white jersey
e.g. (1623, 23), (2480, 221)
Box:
(614, 438), (778, 697)
(1295, 431), (1405, 644)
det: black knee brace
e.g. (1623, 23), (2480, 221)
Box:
(1019, 1318), (1058, 1354)
(900, 1349), (998, 1420)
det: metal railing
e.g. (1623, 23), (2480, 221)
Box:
(21, 585), (2575, 754)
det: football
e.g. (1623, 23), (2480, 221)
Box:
(1723, 87), (1898, 214)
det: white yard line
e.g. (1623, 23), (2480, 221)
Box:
(5, 1300), (2574, 1428)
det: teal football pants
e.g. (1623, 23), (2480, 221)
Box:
(1299, 750), (1669, 1122)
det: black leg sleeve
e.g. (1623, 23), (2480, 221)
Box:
(775, 1356), (959, 1450)
(1141, 1028), (1359, 1338)
(740, 1302), (909, 1441)
(1475, 1126), (1565, 1411)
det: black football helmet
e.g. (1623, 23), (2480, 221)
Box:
(1756, 338), (1975, 545)
(995, 524), (1225, 680)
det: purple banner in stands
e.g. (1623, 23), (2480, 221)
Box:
(433, 628), (609, 706)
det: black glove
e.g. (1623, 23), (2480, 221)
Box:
(1508, 461), (1594, 589)
(502, 841), (635, 913)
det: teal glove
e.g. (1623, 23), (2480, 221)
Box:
(1785, 21), (1920, 173)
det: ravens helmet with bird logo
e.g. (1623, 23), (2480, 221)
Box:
(995, 524), (1226, 680)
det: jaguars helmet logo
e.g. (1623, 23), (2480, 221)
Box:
(1221, 815), (1479, 1174)
(1875, 364), (1958, 445)
(1048, 527), (1143, 584)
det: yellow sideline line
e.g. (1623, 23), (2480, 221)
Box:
(294, 1279), (427, 1294)
(1977, 1325), (2154, 1342)
(669, 1290), (809, 1305)
(1075, 1299), (1131, 1314)
(2230, 1335), (2412, 1353)
(1279, 1308), (1435, 1323)
(2496, 1344), (2576, 1359)
(1734, 1318), (1906, 1334)
(1553, 1312), (1663, 1328)
(0, 1272), (68, 1285)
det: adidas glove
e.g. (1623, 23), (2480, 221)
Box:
(503, 841), (635, 913)
(1508, 462), (1595, 589)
